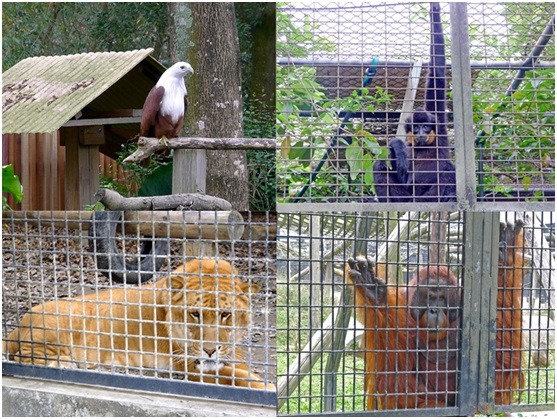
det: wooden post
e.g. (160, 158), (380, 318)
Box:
(396, 59), (423, 137)
(60, 126), (100, 210)
(172, 149), (206, 194)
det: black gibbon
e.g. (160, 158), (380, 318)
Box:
(374, 2), (456, 202)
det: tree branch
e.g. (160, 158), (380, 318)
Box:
(123, 136), (276, 163)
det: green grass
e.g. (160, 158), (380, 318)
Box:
(276, 278), (366, 414)
(520, 350), (555, 405)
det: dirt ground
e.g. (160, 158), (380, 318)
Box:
(2, 214), (276, 384)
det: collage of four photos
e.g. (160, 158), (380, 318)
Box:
(1, 2), (555, 417)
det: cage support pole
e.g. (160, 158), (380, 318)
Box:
(459, 212), (500, 415)
(325, 213), (374, 410)
(449, 3), (476, 210)
(429, 212), (448, 264)
(323, 288), (353, 412)
(323, 213), (371, 412)
(309, 215), (323, 342)
(531, 213), (555, 316)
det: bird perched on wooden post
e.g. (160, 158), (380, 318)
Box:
(140, 61), (194, 145)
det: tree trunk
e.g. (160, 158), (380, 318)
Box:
(166, 3), (177, 63)
(249, 2), (276, 116)
(186, 3), (249, 210)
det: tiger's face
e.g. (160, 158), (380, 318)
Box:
(165, 260), (256, 374)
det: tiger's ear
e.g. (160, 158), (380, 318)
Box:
(237, 279), (259, 294)
(168, 274), (185, 290)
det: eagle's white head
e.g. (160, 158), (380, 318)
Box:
(171, 61), (194, 78)
(163, 61), (194, 80)
(157, 61), (194, 92)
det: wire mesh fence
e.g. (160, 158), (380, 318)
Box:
(276, 211), (554, 416)
(2, 210), (277, 406)
(276, 2), (555, 207)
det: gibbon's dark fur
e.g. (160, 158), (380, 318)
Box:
(374, 3), (456, 202)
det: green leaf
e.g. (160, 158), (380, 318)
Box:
(522, 176), (532, 190)
(346, 142), (364, 181)
(363, 154), (374, 186)
(280, 136), (291, 159)
(288, 141), (307, 160)
(2, 164), (24, 206)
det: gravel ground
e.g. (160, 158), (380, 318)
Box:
(2, 215), (276, 384)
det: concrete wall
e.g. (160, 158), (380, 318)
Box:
(2, 376), (276, 417)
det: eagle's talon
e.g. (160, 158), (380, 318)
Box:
(159, 136), (170, 147)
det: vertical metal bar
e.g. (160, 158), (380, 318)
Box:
(449, 3), (477, 210)
(459, 211), (499, 415)
(481, 212), (501, 411)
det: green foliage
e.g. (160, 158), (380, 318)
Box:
(276, 4), (392, 201)
(467, 3), (555, 62)
(474, 68), (555, 196)
(277, 3), (336, 58)
(244, 98), (276, 211)
(2, 164), (23, 210)
(99, 142), (169, 198)
(277, 64), (391, 200)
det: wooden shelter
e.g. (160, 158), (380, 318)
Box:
(2, 48), (165, 210)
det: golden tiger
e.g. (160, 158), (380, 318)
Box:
(4, 259), (275, 391)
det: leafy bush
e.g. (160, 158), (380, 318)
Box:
(277, 64), (391, 201)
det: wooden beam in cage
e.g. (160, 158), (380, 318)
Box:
(2, 210), (245, 241)
(396, 59), (423, 138)
(95, 188), (232, 211)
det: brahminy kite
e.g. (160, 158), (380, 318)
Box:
(140, 61), (194, 144)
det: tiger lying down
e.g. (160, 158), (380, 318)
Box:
(4, 259), (275, 391)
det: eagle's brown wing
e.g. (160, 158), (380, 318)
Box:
(140, 86), (165, 137)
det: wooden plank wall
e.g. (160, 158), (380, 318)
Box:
(2, 133), (128, 210)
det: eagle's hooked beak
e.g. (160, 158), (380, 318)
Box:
(180, 63), (194, 76)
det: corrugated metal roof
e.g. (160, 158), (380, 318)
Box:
(2, 48), (159, 134)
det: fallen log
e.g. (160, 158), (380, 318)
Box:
(95, 188), (232, 211)
(124, 136), (276, 163)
